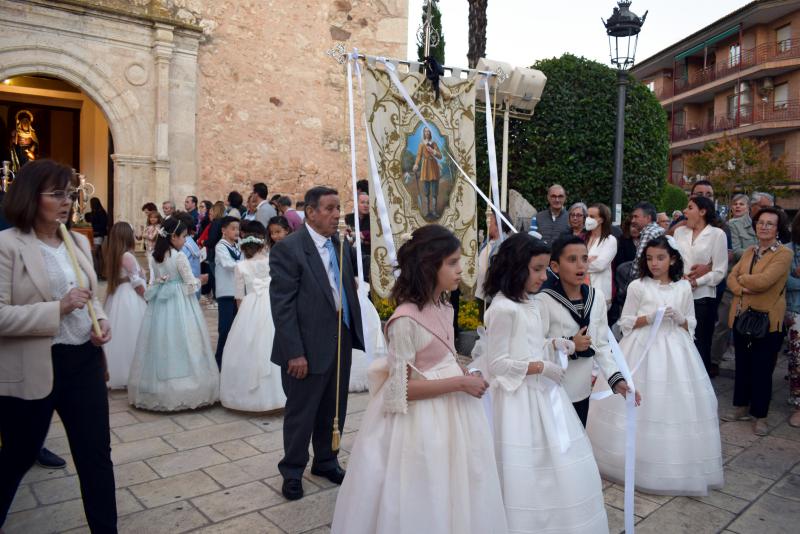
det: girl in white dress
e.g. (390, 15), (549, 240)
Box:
(128, 217), (219, 411)
(484, 233), (609, 534)
(220, 221), (286, 411)
(103, 222), (147, 388)
(587, 235), (723, 496)
(332, 224), (507, 534)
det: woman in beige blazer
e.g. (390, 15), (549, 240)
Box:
(0, 160), (116, 532)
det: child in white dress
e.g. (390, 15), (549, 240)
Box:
(220, 221), (286, 411)
(128, 217), (219, 411)
(484, 233), (609, 534)
(103, 222), (147, 388)
(587, 235), (723, 495)
(332, 224), (507, 534)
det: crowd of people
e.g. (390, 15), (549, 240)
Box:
(1, 159), (799, 533)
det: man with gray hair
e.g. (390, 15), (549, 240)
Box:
(162, 200), (175, 219)
(532, 184), (569, 245)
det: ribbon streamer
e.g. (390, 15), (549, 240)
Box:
(377, 58), (517, 234)
(345, 56), (365, 283)
(605, 329), (637, 534)
(482, 75), (505, 242)
(352, 55), (398, 272)
(546, 349), (571, 453)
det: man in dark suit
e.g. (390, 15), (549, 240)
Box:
(269, 186), (364, 501)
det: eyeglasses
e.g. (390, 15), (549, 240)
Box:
(569, 212), (585, 218)
(41, 189), (79, 202)
(756, 221), (777, 229)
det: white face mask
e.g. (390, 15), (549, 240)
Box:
(585, 217), (599, 232)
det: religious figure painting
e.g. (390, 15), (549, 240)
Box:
(9, 109), (38, 172)
(403, 123), (455, 220)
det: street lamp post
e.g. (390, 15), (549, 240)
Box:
(603, 1), (647, 225)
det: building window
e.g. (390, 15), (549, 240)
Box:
(770, 141), (786, 160)
(774, 82), (789, 109)
(729, 43), (741, 67)
(777, 24), (792, 53)
(646, 80), (655, 92)
(727, 83), (751, 120)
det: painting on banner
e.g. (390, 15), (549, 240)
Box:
(364, 64), (478, 298)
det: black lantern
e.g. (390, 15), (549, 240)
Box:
(603, 1), (648, 71)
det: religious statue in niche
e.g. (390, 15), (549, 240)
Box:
(403, 123), (453, 220)
(10, 109), (38, 172)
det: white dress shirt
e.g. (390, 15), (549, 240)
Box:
(674, 225), (728, 300)
(306, 223), (342, 310)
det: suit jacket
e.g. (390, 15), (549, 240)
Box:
(0, 227), (107, 400)
(269, 224), (364, 374)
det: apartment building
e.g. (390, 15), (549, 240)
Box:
(631, 0), (800, 207)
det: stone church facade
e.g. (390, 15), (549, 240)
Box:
(0, 0), (408, 223)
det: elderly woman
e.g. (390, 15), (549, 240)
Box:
(0, 160), (116, 531)
(561, 202), (588, 241)
(724, 207), (792, 436)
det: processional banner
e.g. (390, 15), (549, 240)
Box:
(364, 65), (478, 298)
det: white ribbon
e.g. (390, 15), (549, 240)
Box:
(353, 55), (397, 272)
(376, 58), (517, 235)
(630, 307), (666, 375)
(346, 55), (365, 283)
(606, 330), (637, 534)
(482, 75), (505, 242)
(546, 349), (571, 453)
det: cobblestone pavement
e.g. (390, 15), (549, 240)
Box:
(5, 299), (800, 533)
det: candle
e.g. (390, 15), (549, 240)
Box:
(58, 222), (102, 337)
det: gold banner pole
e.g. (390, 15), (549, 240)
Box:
(58, 221), (102, 337)
(331, 215), (347, 451)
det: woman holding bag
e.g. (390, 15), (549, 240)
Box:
(724, 207), (791, 436)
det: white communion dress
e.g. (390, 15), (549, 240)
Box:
(220, 253), (286, 411)
(485, 294), (609, 534)
(104, 251), (147, 389)
(586, 277), (723, 496)
(331, 302), (508, 534)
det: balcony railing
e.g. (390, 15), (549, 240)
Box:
(671, 99), (800, 142)
(673, 40), (800, 95)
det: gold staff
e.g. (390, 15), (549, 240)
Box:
(331, 215), (348, 451)
(58, 220), (102, 337)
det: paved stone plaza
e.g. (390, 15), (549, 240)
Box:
(5, 302), (800, 533)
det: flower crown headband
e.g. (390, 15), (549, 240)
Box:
(156, 221), (184, 239)
(239, 235), (265, 246)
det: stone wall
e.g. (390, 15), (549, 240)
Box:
(189, 0), (408, 204)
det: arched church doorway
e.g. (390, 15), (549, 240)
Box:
(1, 74), (115, 220)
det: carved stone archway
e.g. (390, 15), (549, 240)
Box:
(0, 0), (203, 224)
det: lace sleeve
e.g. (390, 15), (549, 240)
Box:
(486, 304), (529, 392)
(122, 252), (145, 289)
(234, 264), (245, 301)
(175, 252), (201, 295)
(383, 317), (424, 414)
(617, 279), (643, 337)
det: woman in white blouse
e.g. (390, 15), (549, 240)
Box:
(586, 203), (618, 309)
(674, 195), (728, 375)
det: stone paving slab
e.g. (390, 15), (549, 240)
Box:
(6, 300), (800, 533)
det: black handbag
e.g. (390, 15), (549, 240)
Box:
(734, 308), (770, 339)
(734, 249), (781, 339)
